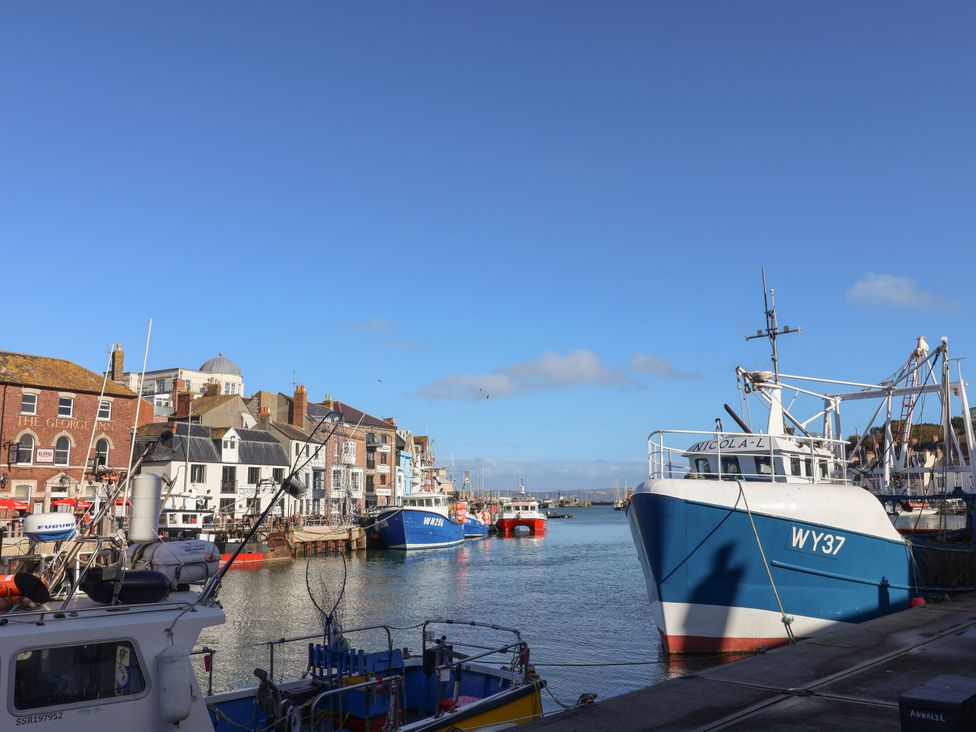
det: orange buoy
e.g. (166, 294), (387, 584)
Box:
(0, 574), (51, 604)
(910, 596), (926, 608)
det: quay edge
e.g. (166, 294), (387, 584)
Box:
(524, 592), (976, 731)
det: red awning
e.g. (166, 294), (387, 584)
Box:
(0, 498), (29, 511)
(50, 498), (93, 508)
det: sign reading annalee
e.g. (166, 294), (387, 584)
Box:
(687, 437), (767, 453)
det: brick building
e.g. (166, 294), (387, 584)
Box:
(0, 350), (154, 512)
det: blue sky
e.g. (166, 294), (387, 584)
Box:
(2, 3), (974, 491)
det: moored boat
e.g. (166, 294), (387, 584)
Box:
(375, 493), (464, 549)
(625, 280), (976, 654)
(496, 500), (546, 537)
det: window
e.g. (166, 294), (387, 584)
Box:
(221, 466), (237, 492)
(380, 452), (388, 465)
(95, 439), (110, 468)
(367, 455), (376, 469)
(248, 467), (260, 484)
(366, 476), (374, 491)
(424, 498), (432, 507)
(380, 474), (387, 486)
(335, 440), (342, 457)
(332, 469), (343, 489)
(350, 472), (361, 491)
(58, 396), (74, 418)
(20, 393), (37, 415)
(693, 457), (712, 476)
(755, 456), (772, 476)
(273, 468), (284, 483)
(16, 435), (34, 464)
(54, 436), (71, 466)
(97, 400), (112, 421)
(804, 459), (813, 478)
(381, 434), (388, 445)
(219, 497), (236, 517)
(190, 464), (206, 483)
(818, 460), (829, 479)
(720, 456), (741, 476)
(155, 379), (166, 393)
(14, 640), (146, 711)
(14, 485), (31, 502)
(790, 457), (801, 476)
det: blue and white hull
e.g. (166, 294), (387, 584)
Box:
(463, 515), (489, 539)
(376, 507), (464, 550)
(627, 478), (914, 653)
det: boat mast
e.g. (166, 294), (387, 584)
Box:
(745, 269), (801, 435)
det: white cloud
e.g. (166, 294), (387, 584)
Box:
(630, 354), (701, 380)
(452, 457), (647, 492)
(419, 349), (627, 400)
(846, 273), (961, 312)
(352, 318), (394, 332)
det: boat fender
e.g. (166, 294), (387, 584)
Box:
(0, 574), (51, 604)
(157, 645), (193, 724)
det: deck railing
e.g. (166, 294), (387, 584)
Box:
(646, 429), (852, 484)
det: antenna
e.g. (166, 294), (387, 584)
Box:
(745, 268), (801, 382)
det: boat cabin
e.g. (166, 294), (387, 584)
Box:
(402, 493), (451, 510)
(681, 434), (843, 483)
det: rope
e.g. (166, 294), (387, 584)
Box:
(736, 481), (796, 644)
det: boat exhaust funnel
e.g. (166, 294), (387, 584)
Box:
(129, 473), (162, 543)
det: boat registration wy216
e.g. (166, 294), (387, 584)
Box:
(789, 526), (846, 556)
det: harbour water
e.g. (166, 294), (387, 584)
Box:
(199, 506), (719, 710)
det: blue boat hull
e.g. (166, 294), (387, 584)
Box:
(376, 508), (464, 550)
(627, 486), (914, 653)
(463, 516), (489, 538)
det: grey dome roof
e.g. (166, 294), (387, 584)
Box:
(199, 354), (241, 376)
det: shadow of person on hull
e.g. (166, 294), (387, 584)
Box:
(682, 541), (745, 653)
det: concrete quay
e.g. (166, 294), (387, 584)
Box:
(528, 594), (976, 731)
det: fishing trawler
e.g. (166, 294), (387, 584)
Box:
(496, 500), (546, 537)
(374, 492), (465, 549)
(627, 278), (976, 654)
(0, 427), (546, 730)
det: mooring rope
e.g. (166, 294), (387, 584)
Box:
(736, 480), (796, 643)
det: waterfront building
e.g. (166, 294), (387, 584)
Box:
(326, 400), (397, 508)
(169, 382), (256, 429)
(114, 348), (245, 416)
(245, 387), (367, 518)
(137, 422), (289, 521)
(0, 349), (154, 513)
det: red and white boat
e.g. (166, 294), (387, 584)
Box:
(496, 500), (546, 537)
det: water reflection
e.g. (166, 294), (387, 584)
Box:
(198, 507), (669, 710)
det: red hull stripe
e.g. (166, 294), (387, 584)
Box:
(220, 553), (267, 564)
(664, 633), (795, 654)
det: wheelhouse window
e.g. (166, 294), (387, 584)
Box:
(58, 396), (74, 417)
(16, 435), (34, 464)
(97, 400), (112, 420)
(790, 457), (802, 476)
(818, 460), (829, 479)
(755, 456), (772, 476)
(54, 436), (71, 466)
(720, 456), (742, 476)
(14, 640), (146, 711)
(693, 457), (712, 476)
(20, 393), (37, 415)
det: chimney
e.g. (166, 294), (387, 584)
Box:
(171, 378), (186, 407)
(324, 393), (334, 410)
(257, 406), (271, 429)
(204, 379), (221, 397)
(176, 389), (193, 417)
(111, 344), (125, 381)
(292, 385), (307, 426)
(384, 417), (396, 426)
